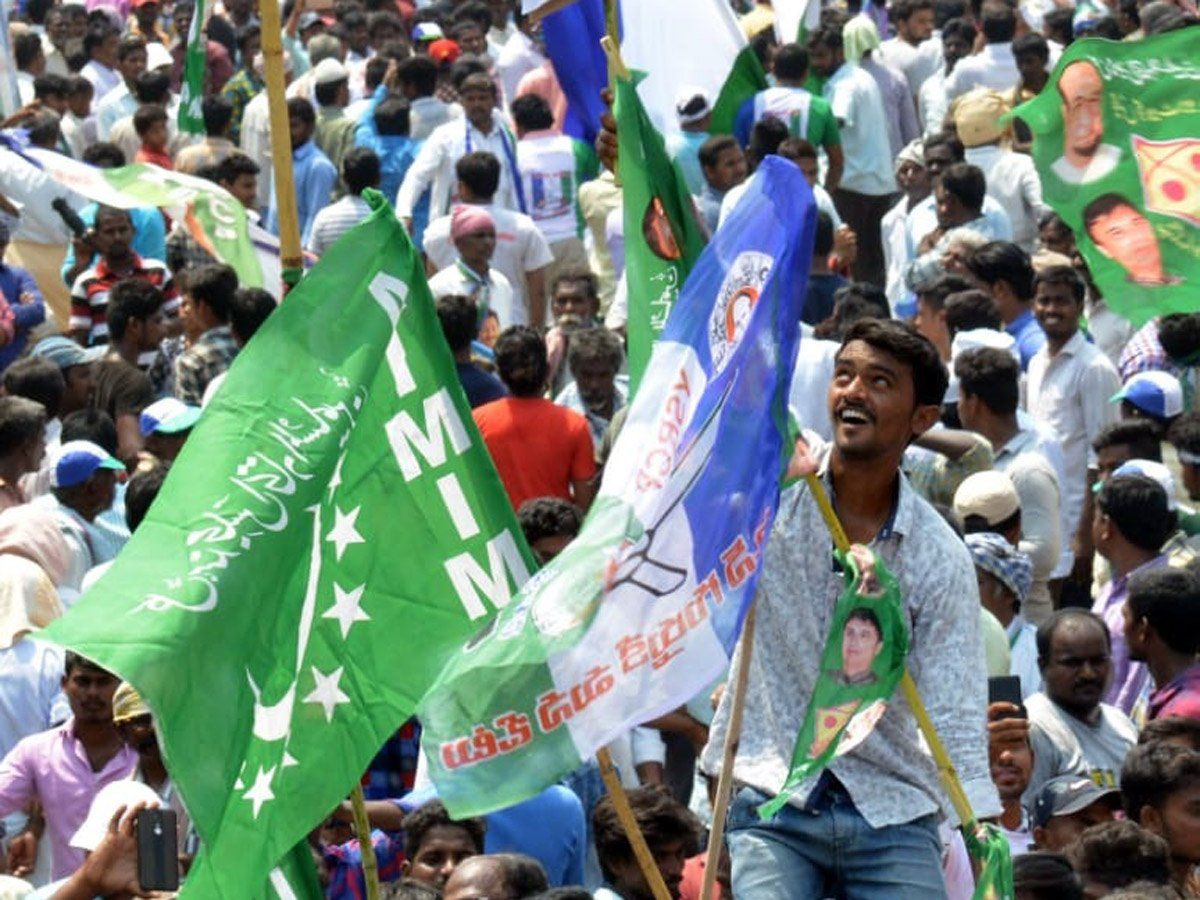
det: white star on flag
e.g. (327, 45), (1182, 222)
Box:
(243, 765), (276, 818)
(304, 665), (350, 722)
(322, 583), (369, 639)
(325, 506), (364, 561)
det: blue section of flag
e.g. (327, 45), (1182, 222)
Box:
(651, 157), (817, 651)
(541, 0), (608, 145)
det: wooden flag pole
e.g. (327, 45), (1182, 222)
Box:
(258, 0), (303, 289)
(596, 748), (673, 900)
(698, 603), (756, 900)
(349, 784), (381, 900)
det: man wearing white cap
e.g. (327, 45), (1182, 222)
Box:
(1112, 370), (1183, 434)
(312, 57), (358, 196)
(881, 140), (930, 316)
(665, 88), (712, 197)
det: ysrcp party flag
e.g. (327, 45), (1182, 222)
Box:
(42, 191), (533, 898)
(617, 70), (706, 393)
(419, 157), (817, 818)
(24, 147), (262, 287)
(759, 547), (910, 819)
(965, 822), (1015, 900)
(1013, 29), (1200, 326)
(177, 0), (207, 134)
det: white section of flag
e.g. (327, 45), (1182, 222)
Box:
(774, 0), (822, 43)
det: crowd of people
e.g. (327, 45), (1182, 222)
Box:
(0, 0), (1198, 896)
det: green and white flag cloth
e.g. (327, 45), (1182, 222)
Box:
(965, 822), (1015, 900)
(759, 547), (910, 819)
(616, 71), (706, 393)
(774, 0), (822, 44)
(619, 0), (769, 135)
(178, 0), (207, 135)
(1012, 29), (1200, 325)
(24, 147), (263, 287)
(43, 191), (533, 898)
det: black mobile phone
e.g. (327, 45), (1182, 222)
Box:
(136, 807), (179, 892)
(988, 674), (1024, 712)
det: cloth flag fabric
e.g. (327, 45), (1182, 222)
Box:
(616, 71), (707, 393)
(758, 548), (910, 818)
(619, 0), (769, 135)
(42, 191), (533, 898)
(22, 147), (262, 287)
(177, 0), (207, 135)
(418, 157), (817, 818)
(774, 0), (822, 44)
(540, 0), (608, 146)
(1013, 29), (1200, 326)
(0, 0), (19, 119)
(965, 823), (1015, 900)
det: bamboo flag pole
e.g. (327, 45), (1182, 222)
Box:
(698, 604), (756, 900)
(596, 748), (673, 900)
(801, 473), (978, 830)
(258, 0), (303, 289)
(348, 784), (380, 900)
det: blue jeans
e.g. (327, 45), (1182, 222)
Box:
(726, 780), (947, 899)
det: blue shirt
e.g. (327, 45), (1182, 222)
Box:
(484, 785), (587, 887)
(0, 262), (45, 371)
(665, 130), (709, 196)
(268, 140), (338, 247)
(1006, 308), (1047, 372)
(457, 362), (507, 409)
(60, 205), (167, 285)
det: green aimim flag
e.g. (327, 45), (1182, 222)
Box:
(965, 822), (1015, 900)
(1013, 29), (1200, 326)
(43, 192), (533, 897)
(616, 72), (706, 393)
(177, 0), (207, 134)
(759, 547), (909, 819)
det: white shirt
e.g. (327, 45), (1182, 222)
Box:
(496, 30), (545, 107)
(882, 194), (916, 314)
(427, 263), (517, 329)
(822, 62), (897, 196)
(1085, 295), (1133, 368)
(878, 35), (943, 97)
(1050, 143), (1121, 186)
(788, 333), (840, 442)
(907, 192), (1013, 250)
(30, 494), (95, 594)
(965, 144), (1048, 251)
(395, 115), (523, 221)
(306, 194), (371, 256)
(945, 43), (1020, 99)
(0, 639), (68, 760)
(718, 177), (840, 229)
(919, 69), (950, 136)
(423, 203), (553, 324)
(240, 90), (273, 211)
(96, 82), (136, 135)
(81, 59), (121, 99)
(516, 132), (583, 244)
(1026, 330), (1121, 541)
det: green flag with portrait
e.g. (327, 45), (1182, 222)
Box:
(1013, 29), (1200, 326)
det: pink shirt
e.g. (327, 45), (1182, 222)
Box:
(0, 719), (137, 878)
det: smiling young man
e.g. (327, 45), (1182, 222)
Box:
(705, 318), (998, 898)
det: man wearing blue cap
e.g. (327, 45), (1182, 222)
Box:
(32, 440), (126, 594)
(30, 336), (103, 420)
(139, 398), (201, 464)
(1112, 370), (1183, 434)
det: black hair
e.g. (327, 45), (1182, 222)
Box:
(1167, 410), (1200, 457)
(15, 32), (44, 70)
(1092, 419), (1162, 461)
(808, 24), (844, 51)
(62, 409), (118, 455)
(385, 879), (442, 900)
(914, 272), (974, 311)
(83, 22), (116, 59)
(132, 70), (171, 104)
(133, 103), (167, 138)
(1124, 731), (1200, 825)
(64, 651), (110, 677)
(891, 0), (934, 21)
(699, 135), (739, 170)
(437, 294), (478, 353)
(1013, 32), (1050, 61)
(185, 263), (239, 322)
(33, 74), (70, 101)
(747, 117), (788, 161)
(230, 288), (276, 345)
(342, 147), (381, 195)
(363, 55), (390, 93)
(940, 16), (976, 45)
(837, 319), (949, 407)
(1138, 715), (1200, 750)
(367, 10), (402, 37)
(125, 461), (169, 531)
(567, 326), (623, 374)
(1036, 608), (1111, 662)
(397, 55), (439, 95)
(1012, 852), (1083, 900)
(511, 93), (554, 132)
(940, 162), (987, 213)
(813, 283), (891, 341)
(456, 70), (497, 96)
(236, 21), (261, 52)
(552, 270), (600, 301)
(966, 241), (1035, 302)
(286, 96), (316, 126)
(0, 397), (47, 457)
(201, 94), (234, 137)
(962, 506), (1021, 538)
(778, 137), (818, 162)
(981, 1), (1017, 40)
(216, 151), (260, 185)
(1083, 193), (1140, 233)
(494, 326), (548, 397)
(1096, 474), (1174, 552)
(773, 42), (810, 80)
(1033, 264), (1085, 304)
(106, 279), (165, 343)
(116, 33), (147, 62)
(456, 151), (501, 199)
(400, 799), (486, 859)
(1127, 566), (1200, 655)
(315, 76), (349, 107)
(489, 853), (549, 897)
(924, 130), (965, 162)
(814, 210), (835, 258)
(373, 96), (410, 136)
(955, 347), (1020, 415)
(845, 606), (882, 639)
(1156, 313), (1200, 362)
(593, 785), (701, 882)
(3, 357), (64, 419)
(943, 289), (1001, 336)
(1065, 821), (1172, 892)
(517, 497), (583, 546)
(452, 0), (492, 31)
(26, 111), (62, 149)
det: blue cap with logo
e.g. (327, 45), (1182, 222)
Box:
(52, 440), (125, 489)
(139, 398), (202, 437)
(1111, 371), (1183, 420)
(1031, 775), (1120, 829)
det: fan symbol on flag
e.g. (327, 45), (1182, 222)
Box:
(1133, 135), (1200, 227)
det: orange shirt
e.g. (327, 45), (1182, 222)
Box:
(472, 396), (595, 510)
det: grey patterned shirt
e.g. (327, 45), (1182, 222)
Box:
(701, 461), (1001, 828)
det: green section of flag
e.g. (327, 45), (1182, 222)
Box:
(759, 546), (910, 819)
(710, 45), (770, 135)
(42, 190), (532, 898)
(177, 0), (207, 135)
(616, 71), (706, 394)
(1012, 29), (1200, 326)
(964, 822), (1015, 900)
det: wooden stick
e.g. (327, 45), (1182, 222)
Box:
(349, 784), (380, 900)
(698, 603), (756, 900)
(802, 473), (978, 829)
(258, 0), (303, 288)
(596, 747), (672, 900)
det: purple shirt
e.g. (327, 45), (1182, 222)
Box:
(1149, 664), (1200, 722)
(0, 719), (137, 878)
(1093, 555), (1165, 717)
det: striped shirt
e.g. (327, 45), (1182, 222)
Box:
(69, 254), (178, 346)
(306, 194), (372, 256)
